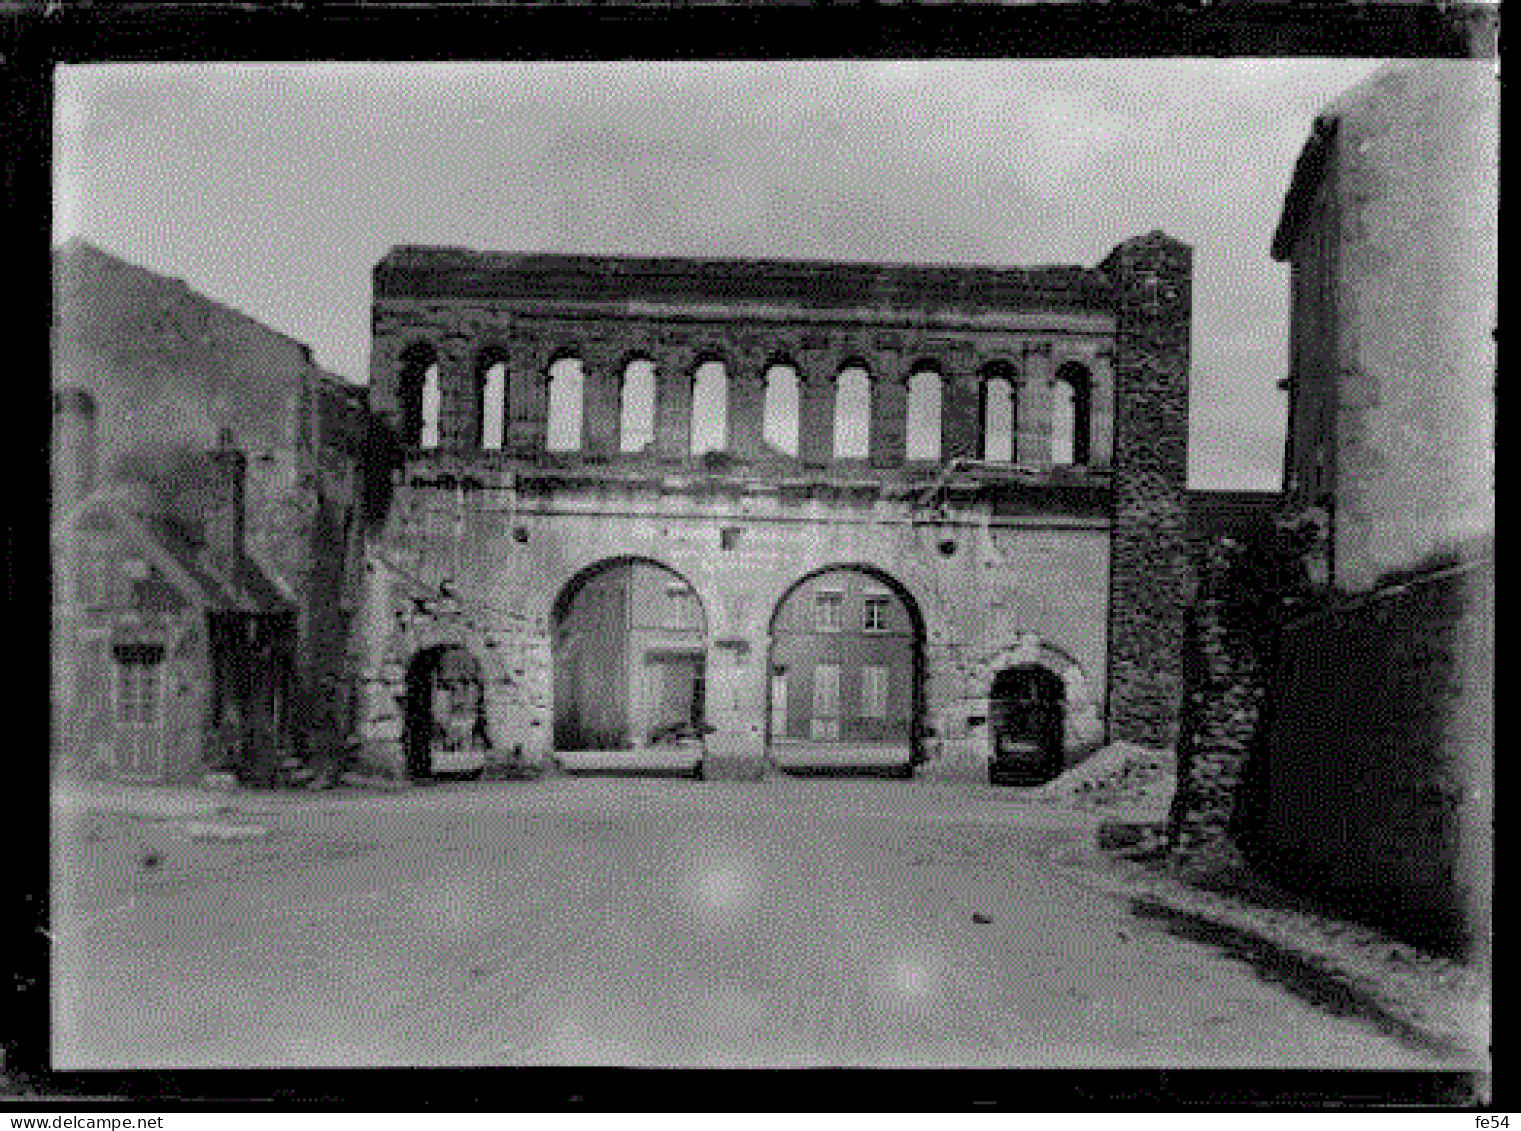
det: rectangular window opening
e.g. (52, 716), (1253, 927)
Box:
(815, 590), (844, 632)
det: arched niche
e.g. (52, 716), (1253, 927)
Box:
(619, 357), (658, 454)
(1052, 360), (1093, 466)
(762, 360), (801, 457)
(978, 360), (1018, 464)
(546, 353), (586, 452)
(689, 357), (729, 456)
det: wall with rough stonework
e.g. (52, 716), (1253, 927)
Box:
(1251, 551), (1492, 960)
(52, 499), (211, 782)
(1102, 232), (1192, 750)
(51, 241), (376, 767)
(359, 237), (1193, 780)
(366, 250), (1119, 475)
(355, 463), (1111, 780)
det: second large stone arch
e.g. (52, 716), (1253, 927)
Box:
(552, 557), (709, 773)
(767, 565), (925, 775)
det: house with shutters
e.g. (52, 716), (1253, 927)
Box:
(50, 239), (382, 783)
(52, 418), (298, 783)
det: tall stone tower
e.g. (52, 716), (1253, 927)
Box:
(1102, 231), (1193, 748)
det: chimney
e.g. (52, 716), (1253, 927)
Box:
(51, 387), (98, 520)
(206, 427), (247, 571)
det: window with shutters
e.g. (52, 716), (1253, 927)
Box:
(815, 590), (844, 632)
(861, 664), (889, 719)
(811, 663), (841, 740)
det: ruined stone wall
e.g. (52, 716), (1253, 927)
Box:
(367, 251), (1119, 475)
(359, 239), (1194, 777)
(50, 242), (374, 759)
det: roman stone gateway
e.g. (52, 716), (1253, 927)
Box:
(358, 233), (1192, 781)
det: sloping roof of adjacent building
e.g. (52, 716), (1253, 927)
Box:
(1270, 114), (1340, 263)
(52, 237), (314, 359)
(1270, 61), (1477, 262)
(53, 483), (294, 616)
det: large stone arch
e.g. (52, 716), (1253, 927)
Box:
(550, 555), (712, 759)
(759, 558), (947, 664)
(764, 562), (929, 770)
(549, 553), (712, 636)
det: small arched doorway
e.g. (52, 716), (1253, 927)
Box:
(553, 559), (708, 769)
(403, 644), (488, 779)
(988, 665), (1065, 786)
(767, 566), (924, 775)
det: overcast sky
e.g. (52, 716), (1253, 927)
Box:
(54, 59), (1384, 490)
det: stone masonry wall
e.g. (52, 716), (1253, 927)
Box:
(354, 465), (1112, 780)
(1251, 553), (1493, 960)
(51, 241), (372, 767)
(359, 238), (1194, 777)
(1103, 232), (1192, 749)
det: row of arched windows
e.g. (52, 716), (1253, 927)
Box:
(395, 344), (1095, 466)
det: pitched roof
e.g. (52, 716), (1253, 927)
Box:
(54, 486), (293, 616)
(53, 237), (312, 359)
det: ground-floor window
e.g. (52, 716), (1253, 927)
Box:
(112, 658), (162, 777)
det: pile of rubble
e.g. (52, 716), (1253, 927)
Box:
(1026, 741), (1176, 813)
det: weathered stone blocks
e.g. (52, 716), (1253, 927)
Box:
(1104, 232), (1192, 751)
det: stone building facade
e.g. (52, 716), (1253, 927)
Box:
(51, 414), (298, 783)
(357, 231), (1193, 781)
(1272, 61), (1496, 592)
